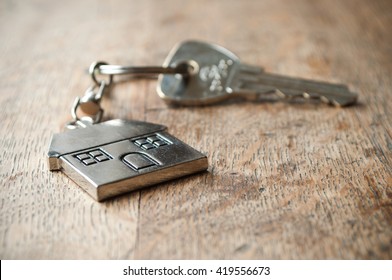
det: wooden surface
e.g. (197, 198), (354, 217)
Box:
(1, 0), (391, 259)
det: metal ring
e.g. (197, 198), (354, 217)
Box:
(97, 64), (190, 76)
(89, 61), (113, 86)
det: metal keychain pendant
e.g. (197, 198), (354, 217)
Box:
(48, 64), (207, 202)
(48, 120), (207, 201)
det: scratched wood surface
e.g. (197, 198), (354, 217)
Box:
(0, 0), (391, 259)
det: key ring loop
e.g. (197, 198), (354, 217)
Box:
(97, 64), (190, 76)
(89, 61), (113, 86)
(68, 61), (192, 129)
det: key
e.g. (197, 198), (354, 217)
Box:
(157, 40), (358, 106)
(48, 119), (208, 201)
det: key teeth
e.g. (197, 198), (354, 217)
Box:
(273, 89), (352, 107)
(282, 89), (357, 107)
(275, 89), (288, 99)
(332, 100), (342, 107)
(236, 69), (359, 107)
(305, 93), (342, 106)
(320, 96), (332, 105)
(325, 89), (358, 107)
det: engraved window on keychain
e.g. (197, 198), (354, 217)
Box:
(48, 62), (208, 202)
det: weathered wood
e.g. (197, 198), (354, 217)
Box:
(0, 0), (391, 259)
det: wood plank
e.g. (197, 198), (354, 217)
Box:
(0, 0), (391, 259)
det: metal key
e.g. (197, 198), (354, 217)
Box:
(157, 40), (358, 106)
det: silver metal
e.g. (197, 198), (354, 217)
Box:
(69, 81), (107, 127)
(97, 64), (189, 77)
(157, 40), (358, 106)
(48, 119), (208, 201)
(90, 61), (113, 86)
(49, 58), (208, 201)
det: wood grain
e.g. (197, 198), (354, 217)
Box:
(0, 0), (391, 259)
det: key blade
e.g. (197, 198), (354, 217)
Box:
(236, 72), (358, 106)
(236, 83), (357, 106)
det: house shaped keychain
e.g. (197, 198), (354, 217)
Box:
(48, 62), (207, 201)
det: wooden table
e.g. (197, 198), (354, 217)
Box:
(1, 0), (391, 259)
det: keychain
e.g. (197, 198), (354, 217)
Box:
(48, 62), (207, 202)
(48, 40), (357, 201)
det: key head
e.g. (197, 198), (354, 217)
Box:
(157, 40), (241, 105)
